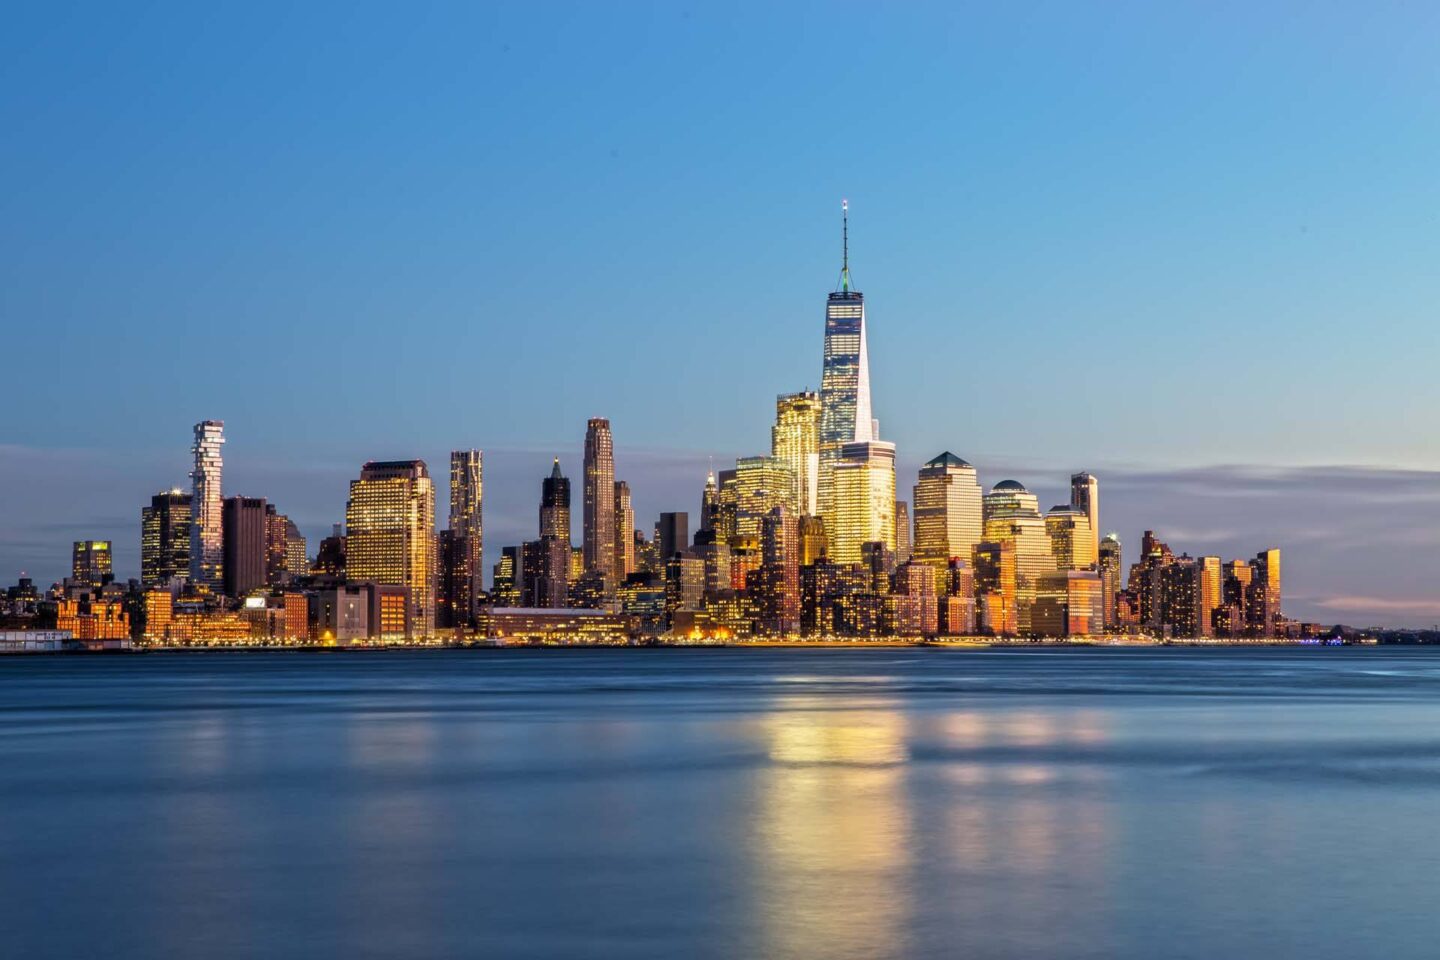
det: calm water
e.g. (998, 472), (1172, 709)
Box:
(2, 646), (1439, 959)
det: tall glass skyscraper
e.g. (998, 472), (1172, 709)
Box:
(1069, 472), (1100, 567)
(772, 391), (821, 516)
(189, 420), (225, 594)
(448, 450), (484, 622)
(540, 458), (571, 542)
(583, 418), (616, 584)
(345, 460), (437, 636)
(141, 489), (191, 587)
(817, 201), (875, 528)
(912, 452), (983, 586)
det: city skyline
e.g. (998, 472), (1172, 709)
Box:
(4, 206), (1294, 642)
(5, 4), (1440, 626)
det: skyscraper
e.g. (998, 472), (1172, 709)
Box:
(817, 201), (876, 525)
(715, 456), (797, 544)
(448, 450), (484, 623)
(758, 505), (800, 634)
(657, 512), (689, 561)
(1098, 534), (1122, 629)
(1250, 548), (1281, 638)
(1045, 505), (1097, 570)
(829, 440), (897, 563)
(912, 452), (984, 589)
(982, 480), (1056, 635)
(222, 496), (268, 598)
(1069, 472), (1100, 567)
(894, 501), (911, 564)
(540, 458), (571, 542)
(71, 540), (113, 588)
(583, 418), (616, 584)
(345, 460), (437, 635)
(772, 391), (821, 516)
(614, 480), (636, 579)
(141, 490), (191, 587)
(189, 420), (225, 594)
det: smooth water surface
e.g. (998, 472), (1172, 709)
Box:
(2, 646), (1439, 959)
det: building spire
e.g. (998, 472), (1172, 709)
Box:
(840, 198), (850, 292)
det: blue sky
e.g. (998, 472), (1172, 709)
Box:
(3, 2), (1439, 625)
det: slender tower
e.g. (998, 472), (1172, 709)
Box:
(189, 420), (225, 594)
(817, 200), (875, 527)
(448, 450), (483, 621)
(540, 458), (570, 542)
(583, 418), (616, 584)
(1069, 472), (1100, 568)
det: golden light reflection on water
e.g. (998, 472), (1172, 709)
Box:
(750, 702), (913, 960)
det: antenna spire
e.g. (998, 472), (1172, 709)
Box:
(841, 198), (851, 292)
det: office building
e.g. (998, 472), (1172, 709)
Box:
(817, 201), (877, 523)
(344, 460), (437, 635)
(222, 497), (268, 598)
(71, 540), (113, 588)
(911, 451), (983, 590)
(772, 390), (821, 515)
(829, 440), (896, 563)
(540, 458), (571, 542)
(1098, 533), (1122, 629)
(141, 490), (191, 587)
(1069, 472), (1100, 565)
(1045, 505), (1097, 570)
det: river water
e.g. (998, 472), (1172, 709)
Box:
(1, 646), (1437, 959)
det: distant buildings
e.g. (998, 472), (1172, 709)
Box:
(15, 209), (1297, 645)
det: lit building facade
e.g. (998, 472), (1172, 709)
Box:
(982, 480), (1056, 635)
(912, 452), (983, 589)
(540, 459), (571, 542)
(71, 540), (113, 588)
(448, 449), (484, 624)
(772, 391), (821, 516)
(189, 420), (225, 594)
(141, 490), (191, 587)
(583, 418), (616, 585)
(344, 460), (437, 635)
(1098, 533), (1122, 629)
(717, 456), (797, 543)
(817, 202), (875, 525)
(829, 440), (896, 564)
(1069, 472), (1100, 565)
(614, 480), (636, 578)
(1045, 505), (1097, 571)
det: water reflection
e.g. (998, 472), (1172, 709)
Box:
(750, 702), (913, 960)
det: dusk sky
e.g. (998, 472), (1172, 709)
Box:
(4, 2), (1440, 625)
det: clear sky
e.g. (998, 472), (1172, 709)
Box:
(4, 2), (1439, 625)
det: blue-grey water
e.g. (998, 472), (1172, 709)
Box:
(2, 646), (1438, 959)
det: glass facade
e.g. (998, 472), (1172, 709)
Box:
(141, 490), (191, 587)
(188, 420), (225, 594)
(771, 391), (821, 516)
(583, 419), (615, 584)
(829, 441), (896, 564)
(344, 460), (437, 635)
(912, 452), (983, 589)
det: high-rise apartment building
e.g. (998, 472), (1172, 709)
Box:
(614, 480), (635, 579)
(283, 519), (307, 579)
(818, 201), (876, 524)
(71, 540), (113, 588)
(141, 490), (191, 587)
(758, 505), (801, 634)
(912, 452), (983, 589)
(772, 391), (821, 516)
(829, 440), (897, 563)
(1250, 548), (1281, 638)
(189, 420), (225, 594)
(540, 458), (571, 542)
(1198, 555), (1223, 638)
(222, 496), (269, 598)
(583, 418), (616, 584)
(345, 460), (437, 635)
(1098, 533), (1122, 629)
(447, 450), (484, 624)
